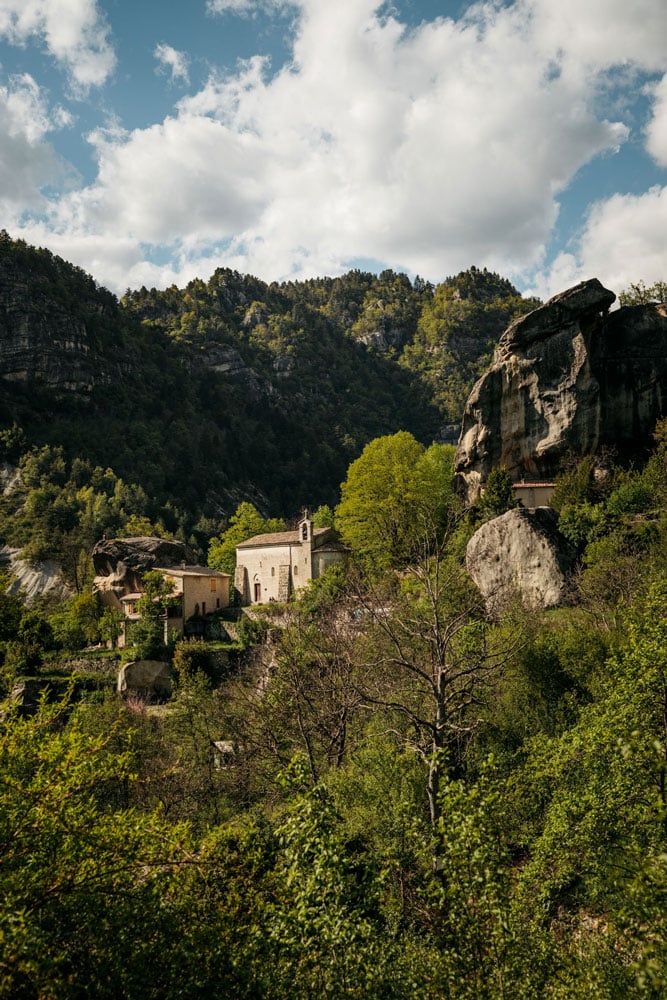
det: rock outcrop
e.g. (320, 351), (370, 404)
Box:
(455, 279), (667, 500)
(188, 343), (269, 397)
(0, 545), (72, 605)
(0, 250), (113, 396)
(466, 507), (576, 613)
(92, 536), (194, 608)
(117, 660), (173, 701)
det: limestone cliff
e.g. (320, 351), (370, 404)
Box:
(455, 279), (667, 500)
(0, 241), (116, 396)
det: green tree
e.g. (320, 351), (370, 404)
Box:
(129, 570), (177, 659)
(267, 757), (401, 999)
(0, 575), (23, 642)
(0, 694), (195, 998)
(336, 433), (456, 571)
(208, 502), (286, 576)
(419, 759), (553, 999)
(312, 504), (335, 528)
(172, 636), (214, 684)
(477, 467), (518, 520)
(99, 605), (124, 648)
(618, 280), (667, 307)
(49, 592), (102, 651)
(509, 582), (667, 993)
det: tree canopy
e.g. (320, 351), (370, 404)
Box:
(335, 433), (457, 570)
(208, 502), (286, 575)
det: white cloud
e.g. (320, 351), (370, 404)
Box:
(206, 0), (257, 12)
(526, 0), (667, 77)
(0, 0), (115, 90)
(12, 0), (667, 293)
(154, 43), (190, 85)
(0, 73), (72, 215)
(646, 73), (667, 167)
(530, 185), (667, 300)
(206, 0), (293, 15)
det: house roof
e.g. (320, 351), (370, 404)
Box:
(120, 592), (143, 602)
(155, 565), (231, 578)
(236, 526), (334, 549)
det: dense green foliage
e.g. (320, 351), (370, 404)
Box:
(0, 236), (537, 586)
(400, 267), (540, 425)
(2, 422), (665, 995)
(2, 238), (667, 996)
(208, 502), (287, 575)
(335, 433), (457, 571)
(0, 426), (666, 996)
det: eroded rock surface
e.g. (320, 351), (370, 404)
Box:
(117, 660), (173, 701)
(455, 280), (667, 500)
(0, 252), (112, 396)
(466, 507), (576, 612)
(0, 545), (72, 605)
(92, 536), (194, 608)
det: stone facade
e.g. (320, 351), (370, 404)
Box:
(93, 538), (231, 646)
(235, 515), (346, 605)
(156, 565), (231, 631)
(512, 481), (555, 508)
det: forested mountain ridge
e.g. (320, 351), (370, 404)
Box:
(0, 232), (538, 534)
(2, 232), (667, 996)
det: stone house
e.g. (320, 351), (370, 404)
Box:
(119, 564), (231, 645)
(234, 514), (346, 605)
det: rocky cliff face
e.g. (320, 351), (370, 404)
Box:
(0, 545), (73, 605)
(455, 279), (667, 500)
(0, 249), (113, 396)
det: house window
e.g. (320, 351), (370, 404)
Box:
(210, 578), (217, 592)
(293, 565), (298, 576)
(216, 598), (220, 609)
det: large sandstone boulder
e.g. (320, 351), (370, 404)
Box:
(93, 536), (194, 608)
(466, 507), (576, 613)
(117, 660), (173, 700)
(455, 279), (667, 501)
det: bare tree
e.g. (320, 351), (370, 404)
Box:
(353, 516), (523, 827)
(220, 592), (365, 794)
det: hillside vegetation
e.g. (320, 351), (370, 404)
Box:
(0, 424), (666, 997)
(1, 235), (666, 998)
(0, 234), (537, 574)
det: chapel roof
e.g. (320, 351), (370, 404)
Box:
(236, 527), (332, 549)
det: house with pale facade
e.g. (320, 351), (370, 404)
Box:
(119, 564), (231, 646)
(234, 514), (346, 605)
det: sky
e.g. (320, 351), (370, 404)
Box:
(0, 0), (665, 299)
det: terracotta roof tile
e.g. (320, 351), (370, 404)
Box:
(237, 527), (332, 549)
